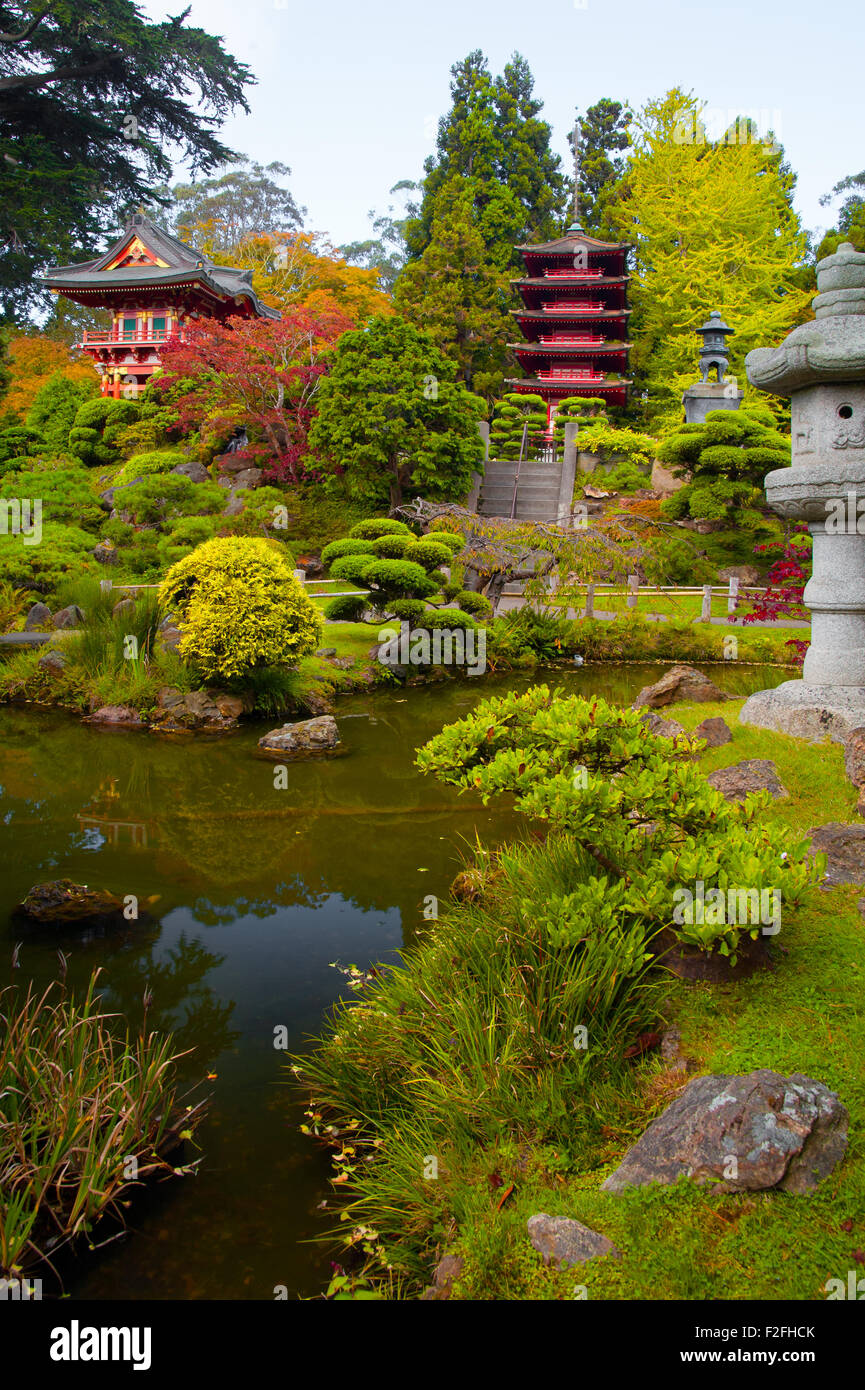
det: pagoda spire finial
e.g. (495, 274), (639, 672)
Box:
(569, 110), (582, 235)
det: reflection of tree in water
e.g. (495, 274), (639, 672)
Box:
(97, 932), (238, 1073)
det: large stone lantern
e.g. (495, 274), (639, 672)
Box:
(740, 242), (865, 740)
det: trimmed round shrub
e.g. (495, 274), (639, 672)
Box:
(456, 590), (492, 618)
(424, 608), (478, 630)
(324, 594), (367, 621)
(361, 559), (431, 598)
(388, 598), (427, 623)
(441, 581), (462, 602)
(68, 398), (139, 467)
(329, 553), (376, 585)
(370, 534), (411, 558)
(160, 537), (323, 680)
(349, 518), (412, 540)
(115, 450), (185, 485)
(0, 426), (45, 466)
(426, 529), (464, 554)
(321, 537), (377, 566)
(403, 539), (454, 571)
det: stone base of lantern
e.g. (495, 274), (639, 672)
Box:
(681, 381), (744, 424)
(739, 680), (865, 746)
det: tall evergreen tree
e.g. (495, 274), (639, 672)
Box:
(568, 98), (632, 237)
(394, 177), (512, 401)
(404, 50), (566, 272)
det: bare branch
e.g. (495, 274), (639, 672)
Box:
(0, 4), (54, 45)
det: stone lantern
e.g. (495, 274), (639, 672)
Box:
(682, 310), (744, 423)
(740, 242), (865, 740)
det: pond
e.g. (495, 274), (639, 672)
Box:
(0, 661), (790, 1300)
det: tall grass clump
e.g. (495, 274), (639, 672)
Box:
(294, 834), (663, 1286)
(0, 971), (204, 1279)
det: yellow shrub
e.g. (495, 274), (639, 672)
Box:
(160, 536), (322, 681)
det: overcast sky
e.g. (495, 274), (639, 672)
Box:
(143, 0), (862, 251)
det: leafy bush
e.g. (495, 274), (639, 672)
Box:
(425, 528), (464, 554)
(424, 608), (477, 631)
(487, 607), (573, 662)
(388, 598), (427, 623)
(115, 449), (186, 486)
(403, 539), (454, 571)
(26, 372), (98, 454)
(116, 473), (224, 526)
(0, 522), (96, 594)
(370, 533), (411, 559)
(160, 537), (323, 681)
(361, 559), (434, 600)
(329, 553), (375, 585)
(349, 518), (412, 540)
(321, 538), (377, 566)
(157, 514), (222, 567)
(68, 398), (140, 467)
(0, 579), (28, 632)
(324, 593), (367, 621)
(0, 425), (46, 467)
(657, 407), (790, 524)
(0, 463), (103, 531)
(417, 687), (820, 961)
(455, 589), (492, 618)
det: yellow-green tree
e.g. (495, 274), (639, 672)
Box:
(613, 90), (811, 426)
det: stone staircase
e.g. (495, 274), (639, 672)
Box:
(477, 457), (564, 522)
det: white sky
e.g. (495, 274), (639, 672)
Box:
(142, 0), (863, 250)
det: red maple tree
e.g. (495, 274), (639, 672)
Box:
(155, 308), (351, 483)
(735, 525), (812, 663)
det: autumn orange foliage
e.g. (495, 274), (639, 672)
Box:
(3, 335), (96, 423)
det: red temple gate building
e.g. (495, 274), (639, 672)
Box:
(506, 223), (632, 433)
(43, 213), (279, 398)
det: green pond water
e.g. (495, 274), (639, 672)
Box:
(0, 662), (790, 1300)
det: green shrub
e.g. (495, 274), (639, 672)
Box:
(361, 559), (433, 599)
(68, 398), (139, 467)
(403, 539), (454, 571)
(0, 463), (103, 531)
(26, 373), (98, 454)
(370, 534), (411, 558)
(388, 598), (427, 623)
(426, 528), (464, 554)
(349, 518), (412, 540)
(115, 450), (186, 486)
(424, 607), (477, 631)
(321, 538), (377, 566)
(0, 522), (96, 595)
(160, 537), (323, 681)
(0, 425), (46, 466)
(116, 473), (224, 525)
(157, 514), (221, 567)
(455, 590), (492, 618)
(324, 593), (368, 621)
(329, 553), (375, 585)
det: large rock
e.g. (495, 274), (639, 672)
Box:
(601, 1070), (848, 1195)
(693, 716), (733, 748)
(150, 686), (249, 733)
(222, 495), (245, 517)
(84, 705), (144, 728)
(171, 460), (210, 483)
(111, 597), (136, 620)
(24, 601), (52, 631)
(230, 467), (262, 490)
(12, 879), (146, 930)
(53, 604), (85, 630)
(420, 1254), (464, 1301)
(639, 711), (686, 739)
(258, 715), (340, 757)
(808, 823), (865, 887)
(92, 540), (119, 565)
(99, 479), (143, 511)
(718, 565), (762, 587)
(707, 759), (788, 802)
(527, 1215), (620, 1268)
(633, 665), (730, 709)
(37, 649), (67, 677)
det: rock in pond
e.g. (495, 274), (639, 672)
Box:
(12, 879), (151, 931)
(527, 1214), (620, 1268)
(258, 715), (340, 757)
(707, 759), (788, 802)
(633, 665), (730, 709)
(84, 705), (144, 729)
(601, 1070), (848, 1195)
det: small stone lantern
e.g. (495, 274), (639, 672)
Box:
(682, 310), (744, 423)
(740, 242), (865, 740)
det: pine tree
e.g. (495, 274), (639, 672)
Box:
(568, 99), (632, 238)
(394, 178), (512, 401)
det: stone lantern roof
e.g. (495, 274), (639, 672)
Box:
(746, 243), (865, 394)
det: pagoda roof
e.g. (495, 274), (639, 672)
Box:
(510, 342), (631, 354)
(43, 213), (280, 320)
(511, 308), (631, 322)
(510, 275), (629, 289)
(516, 227), (630, 255)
